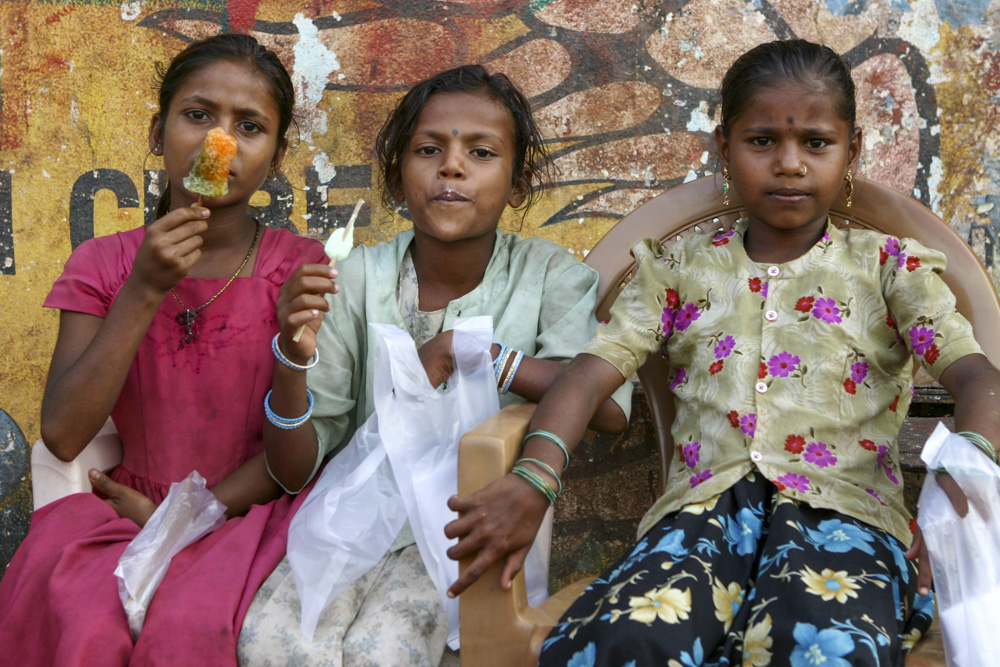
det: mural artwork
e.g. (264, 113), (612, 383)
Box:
(2, 0), (999, 571)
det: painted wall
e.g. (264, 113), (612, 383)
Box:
(2, 0), (999, 570)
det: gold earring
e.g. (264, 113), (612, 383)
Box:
(722, 167), (731, 206)
(845, 168), (853, 208)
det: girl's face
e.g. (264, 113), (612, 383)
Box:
(149, 59), (285, 210)
(716, 81), (861, 252)
(391, 90), (527, 246)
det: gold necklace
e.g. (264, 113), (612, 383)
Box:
(171, 223), (260, 348)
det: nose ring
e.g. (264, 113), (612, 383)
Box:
(798, 165), (808, 176)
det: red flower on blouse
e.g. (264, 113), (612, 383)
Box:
(710, 360), (724, 375)
(890, 395), (899, 412)
(906, 255), (921, 271)
(665, 288), (680, 310)
(925, 343), (940, 364)
(859, 439), (877, 451)
(844, 378), (857, 395)
(886, 312), (895, 329)
(758, 361), (768, 379)
(784, 435), (805, 454)
(748, 277), (762, 293)
(728, 410), (740, 428)
(795, 296), (815, 313)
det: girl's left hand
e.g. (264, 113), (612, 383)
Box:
(905, 471), (969, 595)
(418, 330), (455, 388)
(89, 469), (157, 528)
(444, 472), (551, 597)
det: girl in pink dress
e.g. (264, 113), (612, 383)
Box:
(0, 34), (327, 666)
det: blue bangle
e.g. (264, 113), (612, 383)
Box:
(264, 389), (314, 429)
(501, 350), (524, 394)
(272, 334), (319, 371)
(524, 429), (571, 471)
(493, 344), (510, 384)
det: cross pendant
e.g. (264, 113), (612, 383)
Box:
(175, 309), (197, 347)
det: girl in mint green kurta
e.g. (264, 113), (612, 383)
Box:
(238, 66), (629, 666)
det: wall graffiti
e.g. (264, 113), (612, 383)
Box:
(2, 0), (999, 571)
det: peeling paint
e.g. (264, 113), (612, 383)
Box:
(290, 13), (339, 141)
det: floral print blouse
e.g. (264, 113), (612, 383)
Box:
(584, 218), (982, 544)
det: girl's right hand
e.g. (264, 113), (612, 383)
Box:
(275, 263), (339, 362)
(130, 206), (211, 295)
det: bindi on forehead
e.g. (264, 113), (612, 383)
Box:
(452, 129), (458, 137)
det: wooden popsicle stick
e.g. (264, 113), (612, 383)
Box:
(290, 198), (364, 344)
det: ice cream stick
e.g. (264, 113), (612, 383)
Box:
(290, 198), (364, 344)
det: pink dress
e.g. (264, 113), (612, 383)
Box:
(0, 225), (327, 666)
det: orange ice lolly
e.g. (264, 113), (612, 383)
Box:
(183, 128), (237, 199)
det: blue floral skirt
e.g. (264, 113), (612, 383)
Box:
(538, 472), (933, 667)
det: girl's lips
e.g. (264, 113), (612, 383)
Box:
(432, 189), (472, 202)
(768, 188), (808, 202)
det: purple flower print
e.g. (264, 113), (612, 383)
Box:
(661, 306), (676, 336)
(690, 469), (713, 488)
(897, 252), (907, 269)
(851, 362), (869, 383)
(714, 335), (736, 359)
(877, 445), (900, 484)
(740, 413), (756, 438)
(777, 472), (811, 493)
(804, 441), (838, 467)
(866, 488), (885, 504)
(812, 297), (842, 324)
(767, 351), (800, 378)
(669, 367), (687, 390)
(821, 231), (831, 242)
(682, 442), (701, 468)
(885, 237), (901, 257)
(761, 281), (769, 298)
(674, 303), (701, 331)
(909, 326), (935, 355)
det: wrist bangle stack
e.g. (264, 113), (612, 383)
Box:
(957, 431), (999, 464)
(265, 389), (314, 430)
(272, 333), (319, 371)
(500, 351), (524, 394)
(524, 429), (571, 471)
(511, 459), (560, 505)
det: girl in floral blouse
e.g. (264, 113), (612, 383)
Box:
(447, 40), (1000, 666)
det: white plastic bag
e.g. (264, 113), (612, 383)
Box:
(288, 317), (552, 646)
(916, 422), (1000, 667)
(114, 470), (227, 639)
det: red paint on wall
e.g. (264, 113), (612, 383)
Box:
(228, 0), (263, 34)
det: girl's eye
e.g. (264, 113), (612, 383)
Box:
(749, 137), (773, 147)
(806, 138), (830, 149)
(186, 110), (209, 121)
(416, 146), (440, 156)
(238, 121), (261, 134)
(471, 148), (495, 159)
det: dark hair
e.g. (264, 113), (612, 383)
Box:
(374, 64), (552, 215)
(719, 40), (856, 136)
(152, 34), (296, 217)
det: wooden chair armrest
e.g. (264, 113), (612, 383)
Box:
(457, 402), (596, 666)
(30, 419), (122, 510)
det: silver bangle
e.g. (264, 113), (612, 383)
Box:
(272, 333), (318, 371)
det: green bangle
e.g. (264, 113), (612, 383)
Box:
(524, 429), (570, 471)
(516, 457), (562, 495)
(511, 464), (558, 505)
(957, 431), (999, 464)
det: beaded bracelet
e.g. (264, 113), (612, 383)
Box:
(516, 457), (563, 495)
(272, 334), (319, 371)
(957, 431), (999, 464)
(264, 389), (314, 430)
(500, 350), (524, 394)
(524, 429), (571, 471)
(511, 463), (558, 505)
(493, 344), (510, 383)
